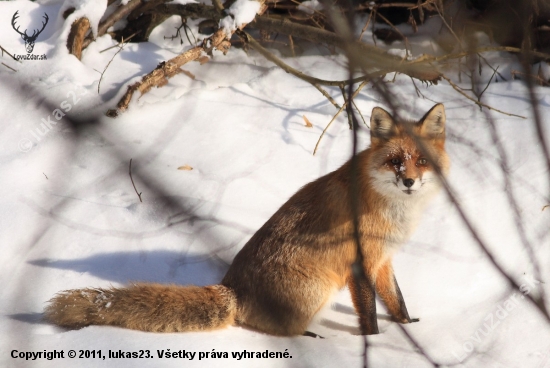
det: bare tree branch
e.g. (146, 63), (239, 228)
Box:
(66, 17), (90, 60)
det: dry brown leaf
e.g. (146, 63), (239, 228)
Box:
(178, 165), (193, 171)
(303, 115), (313, 128)
(543, 204), (549, 211)
(198, 56), (209, 65)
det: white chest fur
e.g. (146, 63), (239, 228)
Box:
(382, 196), (429, 251)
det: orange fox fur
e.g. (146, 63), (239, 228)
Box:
(45, 104), (449, 336)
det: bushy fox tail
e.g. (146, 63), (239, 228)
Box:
(44, 283), (237, 333)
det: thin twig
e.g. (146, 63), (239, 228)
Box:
(410, 76), (429, 99)
(0, 45), (20, 62)
(314, 103), (346, 155)
(129, 158), (142, 203)
(478, 53), (507, 81)
(359, 11), (373, 41)
(511, 69), (550, 86)
(433, 0), (464, 51)
(99, 32), (137, 53)
(98, 37), (128, 94)
(408, 46), (550, 65)
(313, 79), (369, 155)
(241, 32), (370, 114)
(352, 99), (368, 127)
(313, 83), (341, 109)
(440, 74), (526, 118)
(164, 16), (197, 46)
(243, 32), (370, 87)
(476, 65), (498, 103)
(2, 62), (16, 72)
(395, 324), (440, 367)
(340, 85), (353, 129)
(374, 11), (411, 57)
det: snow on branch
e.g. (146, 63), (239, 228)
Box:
(106, 0), (267, 117)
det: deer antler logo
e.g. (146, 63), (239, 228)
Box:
(12, 11), (49, 54)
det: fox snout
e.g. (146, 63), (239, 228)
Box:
(403, 178), (415, 187)
(402, 178), (417, 193)
(397, 175), (422, 194)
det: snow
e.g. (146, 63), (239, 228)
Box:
(387, 48), (407, 58)
(227, 0), (261, 27)
(219, 0), (261, 36)
(58, 0), (108, 38)
(298, 0), (323, 15)
(1, 1), (550, 368)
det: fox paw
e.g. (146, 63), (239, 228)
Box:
(303, 331), (325, 338)
(391, 316), (420, 324)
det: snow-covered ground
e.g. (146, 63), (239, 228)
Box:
(1, 1), (549, 367)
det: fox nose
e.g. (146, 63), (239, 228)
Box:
(403, 178), (415, 188)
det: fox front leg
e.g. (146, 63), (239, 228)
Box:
(348, 273), (379, 335)
(392, 277), (419, 323)
(375, 261), (418, 324)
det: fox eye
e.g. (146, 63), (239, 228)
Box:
(390, 158), (401, 165)
(417, 158), (428, 165)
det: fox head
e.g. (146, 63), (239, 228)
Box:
(368, 104), (450, 199)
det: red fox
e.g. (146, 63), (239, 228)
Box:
(44, 104), (449, 336)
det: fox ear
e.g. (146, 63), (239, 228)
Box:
(370, 107), (396, 140)
(419, 104), (445, 137)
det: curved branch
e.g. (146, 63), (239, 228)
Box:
(82, 0), (144, 50)
(242, 32), (362, 86)
(106, 46), (203, 117)
(66, 17), (90, 60)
